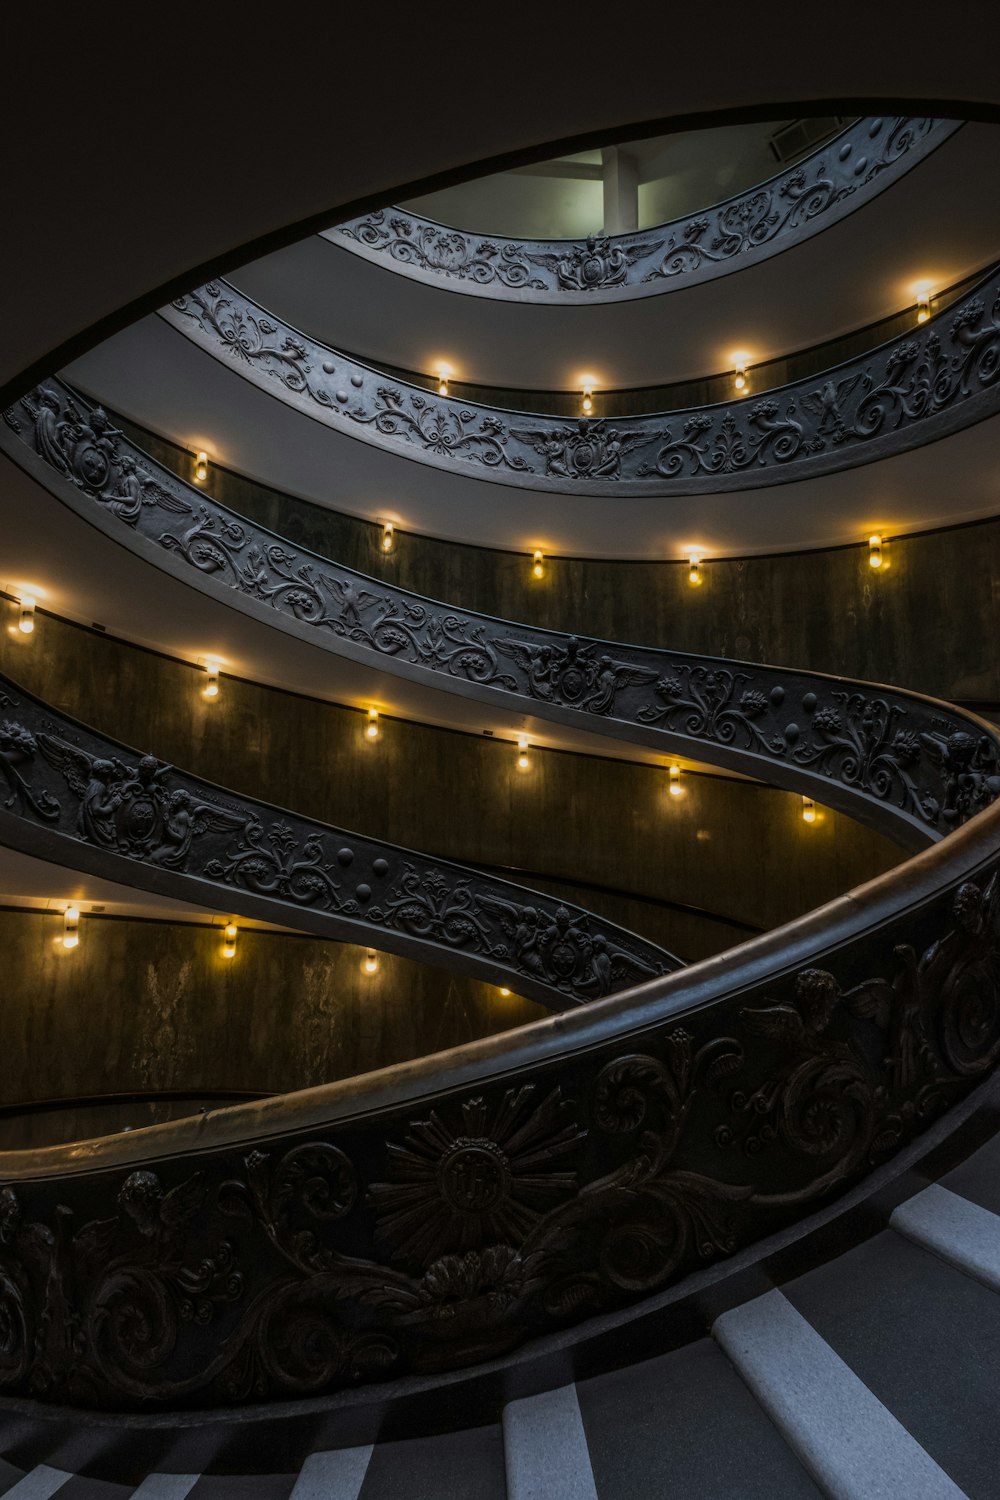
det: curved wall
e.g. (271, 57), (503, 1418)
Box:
(131, 417), (1000, 707)
(0, 910), (541, 1125)
(0, 610), (900, 964)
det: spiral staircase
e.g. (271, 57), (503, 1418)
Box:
(4, 15), (1000, 1498)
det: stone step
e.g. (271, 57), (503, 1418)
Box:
(891, 1183), (1000, 1292)
(714, 1285), (966, 1499)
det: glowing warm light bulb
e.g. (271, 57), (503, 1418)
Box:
(18, 595), (36, 634)
(194, 451), (209, 484)
(516, 734), (530, 771)
(437, 370), (449, 397)
(802, 796), (817, 824)
(532, 549), (545, 580)
(366, 707), (380, 740)
(582, 386), (593, 415)
(688, 557), (702, 587)
(62, 906), (80, 950)
(203, 661), (220, 699)
(668, 764), (683, 796)
(363, 948), (379, 975)
(869, 534), (883, 569)
(916, 293), (931, 324)
(222, 921), (238, 959)
(734, 364), (748, 393)
(500, 987), (511, 997)
(381, 521), (394, 553)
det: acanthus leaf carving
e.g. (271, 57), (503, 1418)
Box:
(332, 120), (954, 303)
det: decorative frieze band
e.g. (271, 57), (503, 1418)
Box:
(328, 118), (957, 304)
(161, 260), (1000, 494)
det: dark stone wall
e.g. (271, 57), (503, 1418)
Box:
(0, 910), (542, 1138)
(127, 419), (1000, 706)
(0, 607), (900, 965)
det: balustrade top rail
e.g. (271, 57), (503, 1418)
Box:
(0, 670), (677, 1010)
(161, 261), (1000, 494)
(5, 378), (1000, 851)
(0, 777), (996, 1410)
(327, 118), (957, 303)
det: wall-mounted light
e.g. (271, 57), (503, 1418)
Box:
(437, 370), (449, 397)
(916, 291), (931, 324)
(532, 550), (545, 580)
(868, 534), (883, 570)
(363, 948), (379, 975)
(366, 707), (380, 740)
(500, 987), (511, 997)
(202, 660), (220, 699)
(516, 734), (531, 771)
(193, 451), (209, 484)
(62, 906), (80, 950)
(733, 363), (748, 394)
(802, 796), (817, 824)
(668, 763), (683, 796)
(222, 921), (238, 959)
(582, 385), (594, 415)
(688, 557), (702, 587)
(381, 521), (394, 553)
(17, 595), (36, 634)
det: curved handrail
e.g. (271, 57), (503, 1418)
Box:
(4, 379), (1000, 850)
(0, 786), (997, 1409)
(161, 262), (1000, 494)
(327, 117), (957, 304)
(0, 673), (677, 1008)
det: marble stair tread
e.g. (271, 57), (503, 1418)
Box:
(128, 1480), (201, 1499)
(891, 1183), (1000, 1292)
(714, 1287), (965, 1500)
(0, 1468), (74, 1499)
(503, 1385), (596, 1500)
(938, 1128), (1000, 1217)
(575, 1335), (822, 1500)
(358, 1425), (505, 1500)
(288, 1447), (372, 1499)
(781, 1228), (1000, 1499)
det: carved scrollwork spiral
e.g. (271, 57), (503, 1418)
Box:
(936, 876), (1000, 1077)
(256, 1280), (398, 1394)
(593, 1054), (678, 1133)
(90, 1267), (177, 1384)
(0, 1264), (31, 1390)
(270, 1143), (357, 1223)
(598, 1216), (685, 1292)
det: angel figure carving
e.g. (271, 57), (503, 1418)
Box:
(37, 734), (244, 867)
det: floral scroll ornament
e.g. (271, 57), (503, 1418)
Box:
(333, 120), (954, 301)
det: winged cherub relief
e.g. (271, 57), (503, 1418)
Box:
(37, 735), (244, 867)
